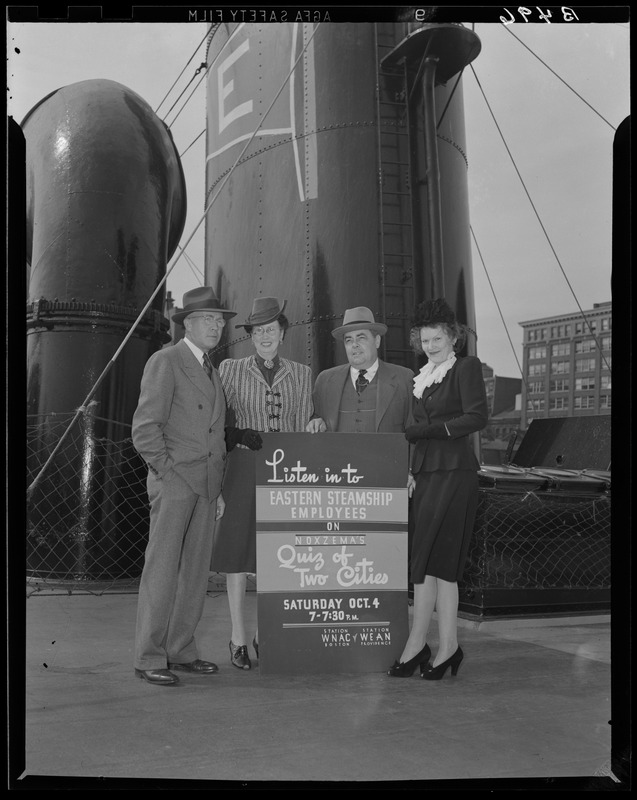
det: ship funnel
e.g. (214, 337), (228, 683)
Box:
(24, 79), (187, 581)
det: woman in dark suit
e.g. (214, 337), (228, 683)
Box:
(387, 298), (488, 680)
(211, 297), (313, 670)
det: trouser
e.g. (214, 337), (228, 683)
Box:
(134, 471), (216, 670)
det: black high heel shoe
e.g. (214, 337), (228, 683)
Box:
(421, 646), (463, 680)
(252, 637), (259, 659)
(387, 643), (431, 677)
(229, 640), (252, 670)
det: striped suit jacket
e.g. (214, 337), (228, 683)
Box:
(219, 355), (313, 434)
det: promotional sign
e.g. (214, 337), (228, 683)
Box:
(256, 432), (409, 674)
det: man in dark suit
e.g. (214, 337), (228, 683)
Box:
(131, 287), (235, 686)
(307, 306), (414, 434)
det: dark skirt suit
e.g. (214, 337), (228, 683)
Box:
(408, 356), (488, 583)
(211, 355), (313, 573)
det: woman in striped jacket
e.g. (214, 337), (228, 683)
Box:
(211, 297), (313, 670)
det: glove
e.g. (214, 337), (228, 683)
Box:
(240, 429), (263, 451)
(225, 426), (263, 452)
(405, 422), (449, 443)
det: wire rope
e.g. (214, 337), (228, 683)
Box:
(28, 22), (321, 496)
(469, 59), (612, 373)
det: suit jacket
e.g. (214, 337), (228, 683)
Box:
(132, 339), (227, 500)
(219, 355), (313, 432)
(312, 360), (414, 433)
(410, 355), (488, 475)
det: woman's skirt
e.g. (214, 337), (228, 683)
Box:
(210, 448), (256, 573)
(409, 469), (479, 583)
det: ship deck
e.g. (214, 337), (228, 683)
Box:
(13, 586), (626, 790)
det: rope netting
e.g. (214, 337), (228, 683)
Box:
(26, 413), (610, 597)
(462, 487), (610, 590)
(27, 412), (149, 594)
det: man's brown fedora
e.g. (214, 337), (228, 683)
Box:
(172, 287), (237, 326)
(331, 306), (387, 339)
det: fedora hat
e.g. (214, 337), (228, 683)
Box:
(331, 306), (388, 339)
(172, 287), (237, 326)
(236, 297), (287, 329)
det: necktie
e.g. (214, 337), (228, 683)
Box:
(355, 369), (369, 394)
(203, 352), (213, 380)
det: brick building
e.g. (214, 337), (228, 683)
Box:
(519, 301), (612, 429)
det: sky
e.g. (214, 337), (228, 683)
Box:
(7, 10), (630, 378)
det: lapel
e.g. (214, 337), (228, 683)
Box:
(247, 356), (269, 389)
(271, 358), (293, 388)
(326, 365), (350, 431)
(246, 354), (293, 390)
(375, 360), (397, 431)
(421, 382), (442, 402)
(417, 362), (454, 419)
(208, 366), (225, 426)
(177, 339), (215, 402)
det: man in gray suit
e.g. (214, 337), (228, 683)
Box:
(132, 287), (235, 686)
(307, 307), (414, 434)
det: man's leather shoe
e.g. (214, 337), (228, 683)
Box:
(135, 668), (179, 686)
(167, 659), (218, 674)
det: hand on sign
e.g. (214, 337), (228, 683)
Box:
(306, 417), (327, 434)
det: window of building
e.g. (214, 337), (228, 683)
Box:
(550, 397), (568, 410)
(601, 375), (611, 390)
(551, 360), (569, 374)
(527, 398), (545, 411)
(600, 395), (611, 409)
(575, 357), (596, 372)
(528, 381), (544, 394)
(550, 324), (570, 338)
(601, 335), (611, 350)
(528, 363), (546, 377)
(574, 320), (597, 335)
(601, 317), (611, 331)
(551, 342), (571, 356)
(575, 377), (595, 391)
(575, 339), (594, 354)
(550, 379), (569, 392)
(574, 396), (595, 410)
(575, 339), (596, 354)
(529, 346), (547, 359)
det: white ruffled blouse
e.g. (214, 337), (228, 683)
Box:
(412, 354), (457, 399)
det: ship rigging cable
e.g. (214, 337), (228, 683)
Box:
(27, 22), (322, 497)
(162, 62), (208, 129)
(166, 25), (245, 156)
(469, 59), (612, 375)
(469, 225), (546, 414)
(470, 226), (525, 380)
(154, 26), (210, 117)
(502, 24), (617, 132)
(176, 244), (205, 282)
